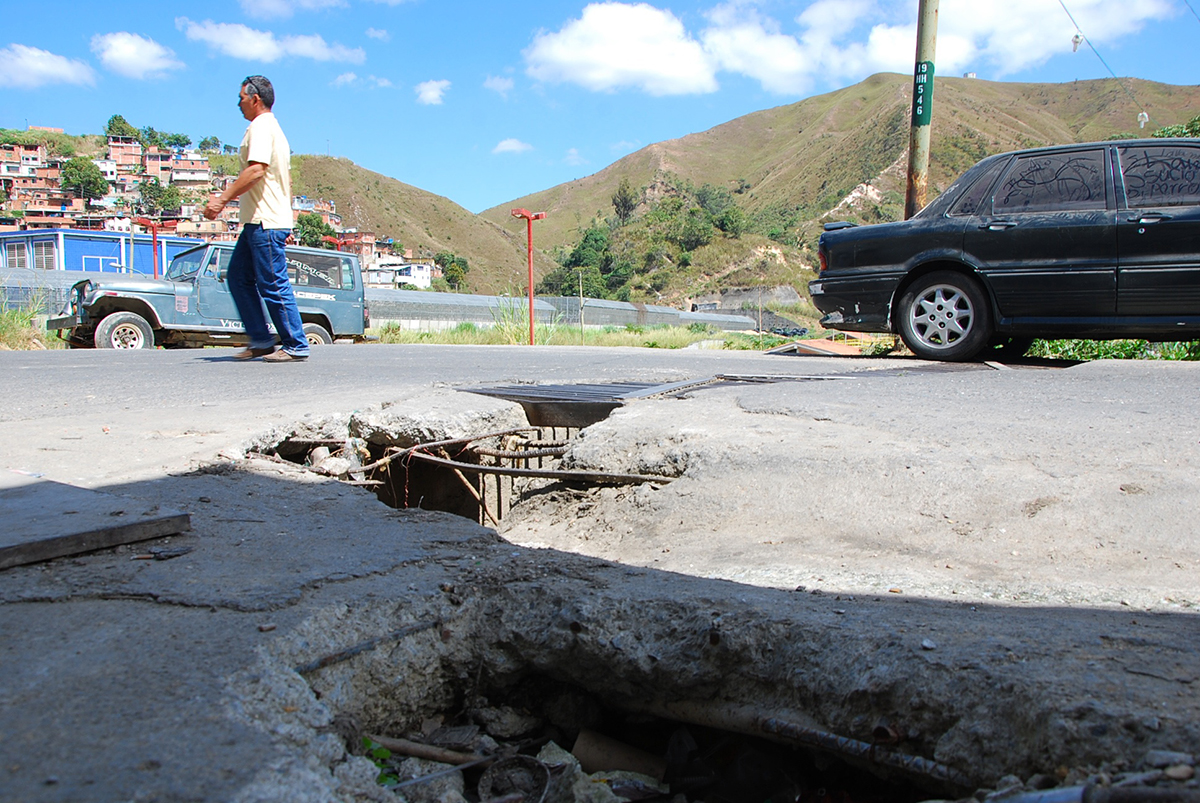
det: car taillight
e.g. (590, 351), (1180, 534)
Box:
(818, 250), (828, 274)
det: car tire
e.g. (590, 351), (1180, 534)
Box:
(896, 271), (992, 361)
(303, 322), (333, 346)
(94, 312), (155, 350)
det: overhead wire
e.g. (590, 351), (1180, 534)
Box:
(1056, 0), (1156, 129)
(1183, 0), (1200, 24)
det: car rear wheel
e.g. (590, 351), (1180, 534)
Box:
(897, 271), (992, 361)
(303, 322), (333, 346)
(95, 312), (155, 350)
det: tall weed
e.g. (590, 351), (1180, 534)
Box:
(0, 291), (60, 350)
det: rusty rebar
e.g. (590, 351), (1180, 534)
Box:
(471, 445), (568, 460)
(357, 427), (542, 473)
(757, 716), (972, 789)
(405, 450), (672, 485)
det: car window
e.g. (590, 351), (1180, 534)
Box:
(949, 157), (1009, 217)
(287, 250), (355, 290)
(165, 247), (207, 281)
(994, 150), (1107, 214)
(204, 248), (233, 278)
(1118, 145), (1200, 208)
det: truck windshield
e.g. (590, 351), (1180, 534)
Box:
(166, 247), (207, 281)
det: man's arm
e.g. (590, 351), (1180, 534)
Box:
(203, 161), (267, 220)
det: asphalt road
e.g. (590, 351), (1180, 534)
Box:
(2, 344), (1198, 802)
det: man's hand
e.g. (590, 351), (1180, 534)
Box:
(203, 196), (225, 221)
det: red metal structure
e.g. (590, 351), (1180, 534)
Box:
(510, 208), (546, 345)
(133, 218), (180, 279)
(321, 235), (354, 251)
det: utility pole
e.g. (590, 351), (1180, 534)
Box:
(904, 0), (939, 220)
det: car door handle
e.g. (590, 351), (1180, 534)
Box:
(1127, 213), (1170, 224)
(980, 221), (1017, 231)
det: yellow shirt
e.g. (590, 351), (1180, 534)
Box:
(238, 112), (292, 230)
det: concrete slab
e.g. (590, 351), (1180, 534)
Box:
(0, 470), (190, 570)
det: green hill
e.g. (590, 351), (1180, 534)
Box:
(290, 155), (558, 295)
(479, 74), (1200, 301)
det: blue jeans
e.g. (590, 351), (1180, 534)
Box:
(227, 224), (309, 355)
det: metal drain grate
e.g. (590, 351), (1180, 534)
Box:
(463, 375), (853, 427)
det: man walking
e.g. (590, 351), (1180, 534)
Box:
(204, 75), (309, 362)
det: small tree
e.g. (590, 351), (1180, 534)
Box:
(716, 206), (747, 238)
(434, 251), (469, 289)
(611, 177), (637, 225)
(140, 126), (166, 148)
(198, 136), (222, 153)
(164, 133), (192, 150)
(295, 212), (336, 248)
(678, 207), (714, 251)
(1154, 113), (1200, 138)
(138, 178), (181, 214)
(105, 114), (139, 139)
(61, 157), (110, 200)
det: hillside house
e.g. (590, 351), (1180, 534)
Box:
(107, 136), (142, 173)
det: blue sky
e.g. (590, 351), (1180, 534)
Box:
(2, 0), (1198, 213)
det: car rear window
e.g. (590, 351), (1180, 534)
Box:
(994, 149), (1107, 214)
(1118, 145), (1200, 208)
(949, 157), (1009, 216)
(287, 251), (356, 290)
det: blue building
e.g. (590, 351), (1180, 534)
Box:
(0, 229), (204, 277)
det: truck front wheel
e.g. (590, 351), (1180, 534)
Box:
(303, 322), (333, 345)
(95, 312), (155, 350)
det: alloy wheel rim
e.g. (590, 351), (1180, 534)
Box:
(909, 285), (973, 349)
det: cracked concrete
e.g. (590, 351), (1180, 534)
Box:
(1, 346), (1199, 802)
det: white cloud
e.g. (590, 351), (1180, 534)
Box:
(781, 0), (1177, 86)
(91, 32), (184, 80)
(934, 0), (1175, 77)
(525, 2), (717, 95)
(364, 0), (418, 5)
(239, 0), (346, 19)
(366, 28), (390, 41)
(369, 75), (393, 88)
(565, 147), (587, 165)
(493, 138), (533, 154)
(415, 78), (450, 104)
(0, 44), (96, 89)
(332, 72), (357, 87)
(484, 75), (514, 98)
(702, 4), (810, 94)
(175, 18), (365, 63)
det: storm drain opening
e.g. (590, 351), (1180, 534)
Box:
(294, 612), (942, 803)
(260, 423), (674, 527)
(347, 671), (931, 803)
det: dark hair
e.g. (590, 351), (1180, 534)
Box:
(242, 75), (275, 110)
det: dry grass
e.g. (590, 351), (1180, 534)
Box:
(374, 320), (791, 351)
(0, 295), (61, 350)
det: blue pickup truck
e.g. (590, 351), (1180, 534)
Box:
(48, 242), (369, 349)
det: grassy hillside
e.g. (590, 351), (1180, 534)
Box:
(481, 74), (1200, 252)
(291, 155), (558, 295)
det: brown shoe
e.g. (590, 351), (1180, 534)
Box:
(262, 350), (308, 363)
(233, 347), (275, 360)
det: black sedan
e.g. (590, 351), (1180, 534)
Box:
(809, 138), (1200, 360)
